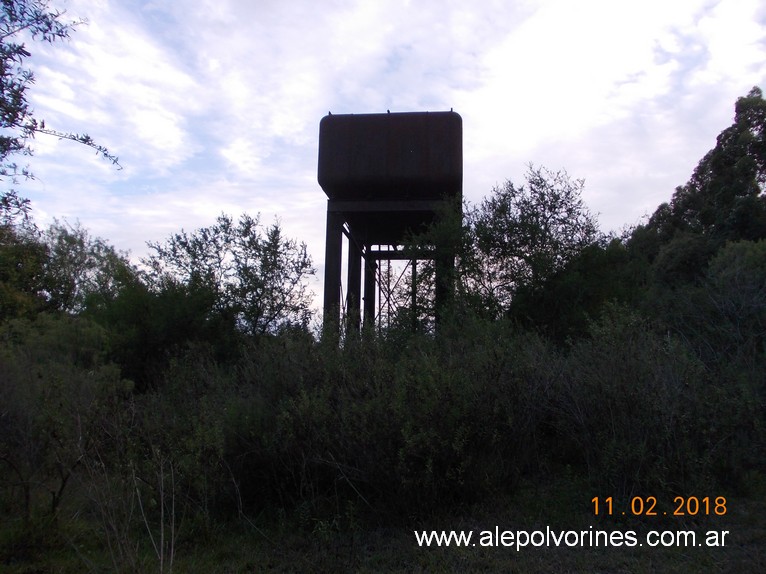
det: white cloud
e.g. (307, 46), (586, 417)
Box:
(692, 0), (766, 86)
(31, 0), (203, 175)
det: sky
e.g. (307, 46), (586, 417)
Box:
(14, 0), (766, 302)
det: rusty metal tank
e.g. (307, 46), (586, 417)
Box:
(318, 110), (462, 201)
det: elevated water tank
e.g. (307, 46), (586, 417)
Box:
(318, 111), (462, 201)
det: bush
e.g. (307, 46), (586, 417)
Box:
(248, 316), (559, 519)
(0, 314), (131, 522)
(553, 304), (759, 496)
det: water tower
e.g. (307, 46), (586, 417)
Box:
(318, 110), (463, 332)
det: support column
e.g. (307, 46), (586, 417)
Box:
(322, 206), (344, 332)
(411, 259), (418, 333)
(363, 244), (376, 330)
(434, 250), (454, 327)
(346, 233), (362, 334)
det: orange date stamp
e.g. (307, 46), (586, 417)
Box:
(591, 496), (728, 517)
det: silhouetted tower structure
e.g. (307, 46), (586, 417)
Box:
(318, 110), (463, 332)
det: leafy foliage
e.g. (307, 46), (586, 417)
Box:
(0, 189), (31, 224)
(659, 239), (766, 367)
(0, 198), (46, 320)
(554, 306), (720, 495)
(1, 213), (137, 321)
(507, 238), (648, 341)
(466, 164), (600, 315)
(667, 87), (766, 240)
(42, 220), (137, 314)
(144, 213), (315, 335)
(635, 87), (766, 283)
(0, 314), (130, 522)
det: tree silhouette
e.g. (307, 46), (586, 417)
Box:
(466, 164), (600, 315)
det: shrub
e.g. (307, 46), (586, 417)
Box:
(553, 304), (759, 496)
(250, 316), (560, 519)
(0, 314), (130, 522)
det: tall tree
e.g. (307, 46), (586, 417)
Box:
(650, 87), (766, 244)
(466, 165), (600, 316)
(0, 194), (46, 320)
(144, 213), (315, 335)
(41, 220), (137, 314)
(633, 87), (766, 285)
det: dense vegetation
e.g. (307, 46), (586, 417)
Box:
(1, 3), (764, 571)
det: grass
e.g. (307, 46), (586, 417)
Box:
(4, 472), (763, 573)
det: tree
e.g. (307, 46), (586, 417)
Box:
(144, 213), (315, 336)
(1, 2), (123, 315)
(628, 88), (765, 287)
(507, 238), (649, 341)
(0, 189), (48, 320)
(678, 87), (765, 239)
(41, 220), (136, 314)
(1, 208), (137, 321)
(647, 87), (766, 247)
(660, 239), (766, 366)
(86, 276), (231, 391)
(466, 164), (601, 316)
(0, 189), (31, 224)
(0, 313), (130, 521)
(1, 0), (119, 188)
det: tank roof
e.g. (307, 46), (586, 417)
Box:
(318, 110), (462, 201)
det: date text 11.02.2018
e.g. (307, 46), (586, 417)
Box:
(591, 496), (727, 517)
